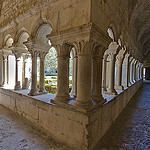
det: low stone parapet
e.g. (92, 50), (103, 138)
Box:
(0, 79), (143, 150)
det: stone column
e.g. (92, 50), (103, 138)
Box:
(141, 66), (144, 79)
(39, 51), (47, 93)
(102, 54), (107, 93)
(75, 53), (93, 108)
(3, 56), (7, 85)
(28, 50), (38, 96)
(22, 54), (28, 89)
(0, 52), (3, 86)
(124, 54), (130, 88)
(106, 53), (117, 95)
(115, 57), (124, 90)
(14, 53), (21, 90)
(134, 61), (137, 82)
(54, 44), (71, 103)
(139, 64), (143, 79)
(129, 59), (133, 84)
(131, 60), (135, 83)
(70, 55), (77, 97)
(91, 54), (106, 104)
(7, 56), (9, 84)
(74, 41), (94, 109)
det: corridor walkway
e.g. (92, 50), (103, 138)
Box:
(96, 82), (150, 150)
(0, 105), (70, 150)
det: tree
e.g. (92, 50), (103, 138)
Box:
(44, 47), (57, 73)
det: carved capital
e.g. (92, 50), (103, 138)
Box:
(105, 42), (121, 56)
(39, 51), (48, 59)
(14, 53), (22, 60)
(29, 50), (39, 58)
(74, 40), (92, 55)
(54, 43), (73, 57)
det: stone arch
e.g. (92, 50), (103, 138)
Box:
(14, 28), (29, 47)
(31, 19), (53, 42)
(3, 34), (14, 48)
(107, 23), (118, 42)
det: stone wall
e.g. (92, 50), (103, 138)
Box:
(89, 79), (142, 149)
(0, 79), (142, 150)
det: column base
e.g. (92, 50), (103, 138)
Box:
(74, 99), (94, 110)
(105, 88), (117, 95)
(115, 85), (124, 90)
(39, 89), (47, 94)
(102, 87), (107, 93)
(52, 95), (71, 104)
(91, 95), (106, 105)
(22, 86), (28, 90)
(14, 81), (21, 90)
(28, 89), (39, 96)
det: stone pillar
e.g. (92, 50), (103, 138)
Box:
(71, 55), (77, 97)
(131, 60), (135, 83)
(102, 54), (107, 93)
(140, 64), (143, 79)
(74, 41), (94, 109)
(14, 53), (21, 90)
(139, 65), (141, 79)
(39, 51), (47, 93)
(0, 52), (3, 86)
(124, 54), (130, 88)
(75, 53), (93, 108)
(22, 54), (28, 89)
(3, 56), (7, 85)
(54, 44), (71, 103)
(28, 50), (38, 96)
(141, 66), (144, 79)
(7, 56), (9, 84)
(129, 59), (133, 84)
(91, 54), (106, 104)
(106, 53), (117, 95)
(115, 57), (124, 90)
(134, 61), (137, 82)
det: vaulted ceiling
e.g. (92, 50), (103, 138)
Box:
(129, 0), (150, 58)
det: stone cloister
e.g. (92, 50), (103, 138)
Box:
(0, 0), (149, 149)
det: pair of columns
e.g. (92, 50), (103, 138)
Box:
(14, 53), (28, 90)
(54, 42), (106, 109)
(102, 53), (118, 95)
(102, 42), (121, 95)
(28, 50), (47, 96)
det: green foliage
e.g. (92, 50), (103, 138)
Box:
(44, 47), (57, 73)
(45, 74), (57, 76)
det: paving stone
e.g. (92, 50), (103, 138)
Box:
(95, 82), (150, 150)
(0, 105), (71, 150)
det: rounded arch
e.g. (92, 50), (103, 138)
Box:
(14, 27), (29, 45)
(107, 23), (119, 42)
(3, 34), (14, 48)
(31, 19), (53, 41)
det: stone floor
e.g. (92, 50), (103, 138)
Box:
(0, 105), (70, 150)
(95, 82), (150, 150)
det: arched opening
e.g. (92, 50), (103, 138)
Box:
(13, 31), (30, 90)
(41, 46), (58, 94)
(2, 35), (14, 88)
(32, 23), (53, 95)
(70, 47), (77, 98)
